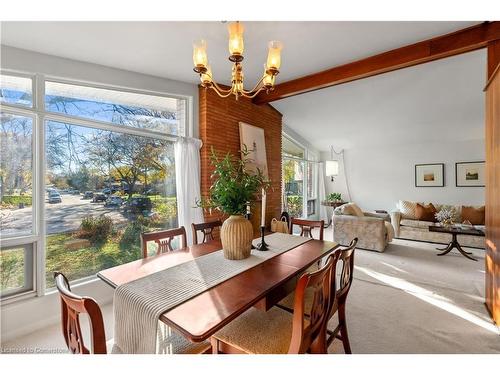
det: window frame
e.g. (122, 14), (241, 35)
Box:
(0, 70), (36, 110)
(0, 70), (192, 302)
(43, 76), (190, 141)
(281, 133), (308, 218)
(281, 132), (320, 219)
(0, 243), (36, 299)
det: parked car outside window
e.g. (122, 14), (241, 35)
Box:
(82, 191), (94, 199)
(105, 195), (123, 207)
(92, 193), (107, 203)
(48, 191), (62, 203)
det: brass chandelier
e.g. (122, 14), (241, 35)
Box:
(193, 21), (283, 100)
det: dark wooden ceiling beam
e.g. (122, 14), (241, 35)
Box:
(253, 21), (500, 104)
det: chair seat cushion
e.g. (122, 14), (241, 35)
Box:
(212, 307), (308, 354)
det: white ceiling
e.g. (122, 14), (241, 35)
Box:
(274, 49), (486, 151)
(0, 21), (485, 151)
(0, 21), (478, 86)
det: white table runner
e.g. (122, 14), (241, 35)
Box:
(113, 233), (312, 354)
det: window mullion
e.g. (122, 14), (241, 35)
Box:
(35, 73), (46, 296)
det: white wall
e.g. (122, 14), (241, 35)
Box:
(283, 124), (320, 154)
(0, 45), (199, 342)
(321, 139), (485, 213)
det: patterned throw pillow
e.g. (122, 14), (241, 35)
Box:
(398, 200), (418, 219)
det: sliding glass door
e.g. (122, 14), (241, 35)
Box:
(282, 158), (305, 218)
(282, 134), (319, 219)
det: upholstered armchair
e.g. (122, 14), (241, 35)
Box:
(332, 203), (393, 252)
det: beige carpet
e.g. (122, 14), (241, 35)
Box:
(327, 238), (500, 354)
(3, 238), (499, 354)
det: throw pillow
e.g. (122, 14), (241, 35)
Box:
(415, 203), (437, 222)
(461, 206), (485, 225)
(342, 203), (364, 217)
(399, 200), (419, 219)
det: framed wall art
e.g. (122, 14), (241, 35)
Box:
(456, 161), (485, 187)
(238, 122), (268, 178)
(415, 163), (445, 187)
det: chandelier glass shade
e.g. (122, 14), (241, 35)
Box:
(193, 21), (282, 100)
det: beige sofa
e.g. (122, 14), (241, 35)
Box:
(333, 203), (394, 252)
(390, 201), (485, 249)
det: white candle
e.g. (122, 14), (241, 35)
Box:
(261, 188), (266, 227)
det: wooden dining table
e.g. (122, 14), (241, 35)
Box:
(97, 237), (339, 343)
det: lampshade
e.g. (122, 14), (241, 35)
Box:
(193, 40), (208, 70)
(325, 160), (339, 176)
(266, 41), (283, 71)
(228, 22), (244, 56)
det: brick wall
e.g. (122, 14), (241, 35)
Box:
(199, 86), (283, 235)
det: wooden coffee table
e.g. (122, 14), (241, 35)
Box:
(428, 225), (485, 261)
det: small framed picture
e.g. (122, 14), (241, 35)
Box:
(455, 161), (485, 187)
(415, 163), (444, 187)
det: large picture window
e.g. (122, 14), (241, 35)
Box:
(0, 71), (189, 299)
(45, 81), (185, 135)
(44, 121), (177, 288)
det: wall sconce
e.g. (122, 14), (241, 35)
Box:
(325, 160), (339, 182)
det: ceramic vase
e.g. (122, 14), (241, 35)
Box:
(220, 215), (253, 260)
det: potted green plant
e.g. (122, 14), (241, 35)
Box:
(199, 147), (270, 260)
(327, 192), (342, 203)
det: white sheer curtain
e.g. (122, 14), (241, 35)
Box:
(174, 137), (204, 245)
(318, 162), (328, 222)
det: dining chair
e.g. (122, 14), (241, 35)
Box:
(191, 220), (222, 245)
(54, 271), (107, 354)
(276, 237), (358, 353)
(141, 226), (187, 258)
(290, 218), (325, 240)
(210, 252), (340, 354)
(54, 272), (212, 354)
